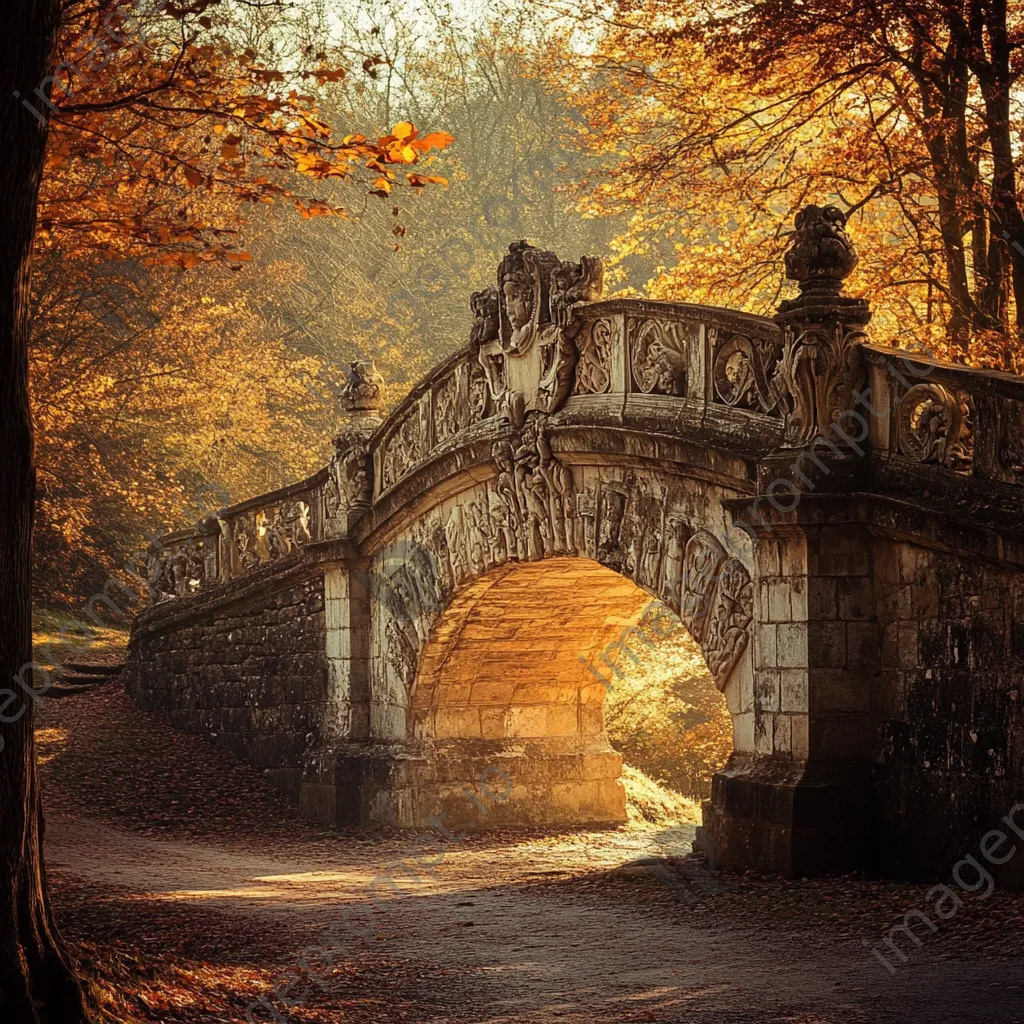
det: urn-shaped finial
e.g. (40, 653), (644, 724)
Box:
(784, 203), (858, 295)
(340, 359), (385, 415)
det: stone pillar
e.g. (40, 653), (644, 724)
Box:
(696, 204), (878, 877)
(299, 562), (373, 828)
(697, 498), (877, 876)
(299, 360), (383, 826)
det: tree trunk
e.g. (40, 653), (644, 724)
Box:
(975, 0), (1024, 368)
(0, 2), (93, 1020)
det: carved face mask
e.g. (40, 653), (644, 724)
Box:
(503, 275), (533, 330)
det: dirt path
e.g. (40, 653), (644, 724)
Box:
(38, 684), (1024, 1023)
(46, 811), (1024, 1024)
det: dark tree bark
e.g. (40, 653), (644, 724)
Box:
(1, 2), (93, 1020)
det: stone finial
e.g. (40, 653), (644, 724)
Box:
(340, 360), (385, 416)
(784, 204), (857, 292)
(773, 203), (871, 447)
(777, 203), (870, 322)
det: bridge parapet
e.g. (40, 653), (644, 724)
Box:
(145, 473), (323, 603)
(864, 344), (1024, 482)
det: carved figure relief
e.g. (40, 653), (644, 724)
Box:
(575, 318), (613, 395)
(325, 438), (372, 518)
(148, 537), (206, 601)
(770, 323), (867, 445)
(712, 333), (781, 414)
(629, 318), (688, 396)
(477, 241), (603, 424)
(434, 373), (460, 446)
(661, 513), (689, 608)
(678, 530), (752, 690)
(491, 440), (524, 561)
(381, 411), (422, 492)
(897, 382), (974, 472)
(597, 483), (628, 569)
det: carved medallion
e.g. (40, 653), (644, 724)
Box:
(629, 318), (689, 396)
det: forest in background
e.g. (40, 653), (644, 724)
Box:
(34, 0), (1024, 610)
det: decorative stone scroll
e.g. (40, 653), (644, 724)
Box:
(897, 383), (974, 472)
(678, 530), (753, 689)
(477, 241), (603, 425)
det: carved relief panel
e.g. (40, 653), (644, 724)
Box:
(678, 530), (753, 690)
(574, 317), (614, 395)
(628, 318), (690, 396)
(896, 382), (974, 474)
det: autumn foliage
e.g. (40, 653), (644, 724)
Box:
(32, 0), (452, 604)
(540, 0), (1024, 370)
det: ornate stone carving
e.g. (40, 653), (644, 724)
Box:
(773, 204), (871, 446)
(597, 483), (628, 569)
(712, 333), (781, 414)
(149, 537), (206, 600)
(770, 322), (867, 445)
(660, 513), (688, 608)
(678, 530), (752, 689)
(469, 287), (499, 349)
(433, 363), (489, 446)
(340, 359), (385, 416)
(325, 432), (372, 518)
(385, 618), (417, 690)
(629, 318), (688, 396)
(444, 504), (488, 584)
(703, 557), (754, 684)
(380, 411), (422, 492)
(782, 204), (858, 289)
(575, 318), (613, 395)
(491, 440), (525, 561)
(434, 374), (459, 446)
(477, 241), (603, 424)
(897, 383), (974, 472)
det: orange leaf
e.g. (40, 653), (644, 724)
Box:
(412, 131), (454, 152)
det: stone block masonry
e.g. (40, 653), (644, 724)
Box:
(125, 577), (327, 801)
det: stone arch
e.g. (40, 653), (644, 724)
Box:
(367, 456), (756, 749)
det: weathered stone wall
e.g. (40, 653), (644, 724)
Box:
(125, 577), (327, 801)
(872, 538), (1024, 886)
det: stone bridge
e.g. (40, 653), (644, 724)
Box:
(126, 207), (1024, 883)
